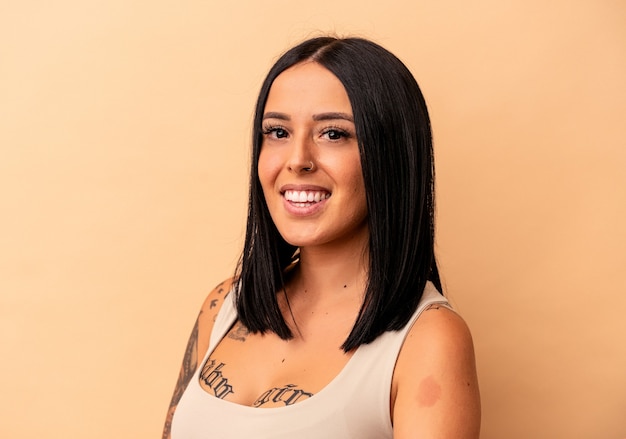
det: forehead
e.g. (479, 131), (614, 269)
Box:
(265, 62), (353, 115)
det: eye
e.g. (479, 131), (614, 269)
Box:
(321, 128), (351, 141)
(262, 125), (289, 139)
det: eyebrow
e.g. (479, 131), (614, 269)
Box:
(262, 112), (354, 122)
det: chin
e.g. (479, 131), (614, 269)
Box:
(281, 236), (318, 248)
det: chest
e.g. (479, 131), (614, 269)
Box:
(198, 320), (356, 408)
(174, 333), (397, 439)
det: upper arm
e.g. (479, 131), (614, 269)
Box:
(195, 278), (235, 358)
(391, 305), (481, 439)
(162, 278), (235, 439)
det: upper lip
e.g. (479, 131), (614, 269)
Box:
(279, 184), (331, 194)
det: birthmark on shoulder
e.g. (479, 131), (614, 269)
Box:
(417, 375), (441, 407)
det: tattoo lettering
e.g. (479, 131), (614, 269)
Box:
(162, 312), (201, 439)
(200, 359), (235, 399)
(253, 384), (313, 407)
(210, 299), (218, 309)
(227, 322), (250, 342)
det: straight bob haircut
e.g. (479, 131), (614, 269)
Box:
(235, 36), (442, 352)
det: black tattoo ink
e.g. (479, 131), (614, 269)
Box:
(162, 312), (201, 438)
(253, 384), (313, 407)
(227, 322), (249, 342)
(200, 359), (235, 399)
(210, 299), (218, 309)
(215, 281), (225, 295)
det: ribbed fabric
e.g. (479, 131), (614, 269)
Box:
(171, 282), (448, 439)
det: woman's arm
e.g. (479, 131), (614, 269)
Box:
(392, 305), (481, 438)
(161, 279), (234, 439)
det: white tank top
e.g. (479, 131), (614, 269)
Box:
(171, 282), (448, 439)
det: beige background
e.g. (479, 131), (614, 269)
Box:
(1, 0), (624, 437)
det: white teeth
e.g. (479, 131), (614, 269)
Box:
(284, 190), (330, 204)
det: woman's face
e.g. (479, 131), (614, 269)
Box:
(258, 62), (368, 250)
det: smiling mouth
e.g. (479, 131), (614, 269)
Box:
(283, 190), (331, 206)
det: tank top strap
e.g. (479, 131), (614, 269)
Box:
(207, 288), (238, 356)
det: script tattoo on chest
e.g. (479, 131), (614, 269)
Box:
(253, 384), (314, 407)
(199, 359), (235, 399)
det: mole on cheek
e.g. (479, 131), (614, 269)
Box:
(417, 375), (441, 407)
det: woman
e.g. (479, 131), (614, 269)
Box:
(163, 36), (480, 438)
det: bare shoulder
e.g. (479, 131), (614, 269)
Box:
(392, 304), (481, 439)
(198, 278), (236, 323)
(404, 303), (475, 356)
(196, 277), (237, 357)
(162, 277), (236, 439)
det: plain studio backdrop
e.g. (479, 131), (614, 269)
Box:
(1, 1), (624, 438)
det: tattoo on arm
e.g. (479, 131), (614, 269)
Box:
(162, 312), (201, 439)
(253, 384), (313, 407)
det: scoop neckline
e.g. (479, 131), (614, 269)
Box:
(195, 281), (445, 412)
(195, 302), (365, 412)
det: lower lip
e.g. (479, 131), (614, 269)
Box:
(281, 196), (328, 216)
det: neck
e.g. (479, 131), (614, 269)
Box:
(278, 227), (370, 341)
(290, 227), (369, 301)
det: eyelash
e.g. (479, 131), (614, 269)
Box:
(321, 126), (351, 140)
(262, 125), (288, 138)
(261, 125), (352, 141)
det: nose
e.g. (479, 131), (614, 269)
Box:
(286, 134), (316, 174)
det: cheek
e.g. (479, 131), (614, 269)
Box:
(340, 160), (368, 216)
(257, 149), (278, 191)
(345, 160), (366, 196)
(352, 166), (368, 216)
